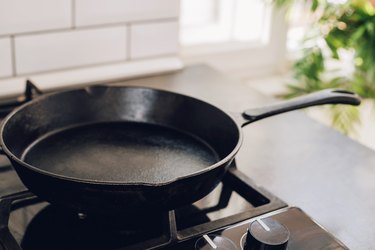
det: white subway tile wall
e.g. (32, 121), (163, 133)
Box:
(15, 27), (127, 74)
(0, 57), (184, 97)
(0, 0), (180, 85)
(131, 21), (179, 59)
(0, 0), (71, 35)
(0, 37), (12, 78)
(75, 0), (179, 27)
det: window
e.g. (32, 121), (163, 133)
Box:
(180, 0), (288, 77)
(180, 0), (268, 45)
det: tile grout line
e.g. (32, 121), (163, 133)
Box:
(10, 36), (17, 77)
(71, 0), (76, 29)
(127, 24), (131, 61)
(0, 17), (178, 38)
(0, 55), (181, 81)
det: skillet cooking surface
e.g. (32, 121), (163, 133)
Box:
(21, 122), (220, 183)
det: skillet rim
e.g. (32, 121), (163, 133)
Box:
(0, 85), (244, 187)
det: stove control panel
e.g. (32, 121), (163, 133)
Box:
(174, 207), (348, 250)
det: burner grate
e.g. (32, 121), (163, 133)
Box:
(0, 164), (286, 250)
(0, 80), (42, 118)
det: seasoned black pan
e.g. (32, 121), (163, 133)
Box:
(0, 86), (360, 214)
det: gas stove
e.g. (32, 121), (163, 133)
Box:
(0, 160), (348, 250)
(0, 82), (349, 250)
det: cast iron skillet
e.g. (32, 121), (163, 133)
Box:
(0, 86), (360, 214)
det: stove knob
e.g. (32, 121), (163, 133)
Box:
(244, 218), (289, 250)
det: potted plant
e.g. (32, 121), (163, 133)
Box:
(275, 0), (375, 136)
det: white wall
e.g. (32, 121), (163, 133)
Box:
(0, 0), (183, 97)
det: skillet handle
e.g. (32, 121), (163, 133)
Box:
(242, 89), (361, 125)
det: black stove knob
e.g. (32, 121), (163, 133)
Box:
(244, 218), (289, 250)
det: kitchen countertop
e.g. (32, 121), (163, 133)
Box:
(1, 64), (374, 249)
(113, 65), (375, 249)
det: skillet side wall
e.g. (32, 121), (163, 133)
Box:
(9, 156), (232, 214)
(1, 86), (241, 212)
(2, 87), (239, 163)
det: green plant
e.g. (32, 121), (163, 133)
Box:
(276, 0), (375, 134)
